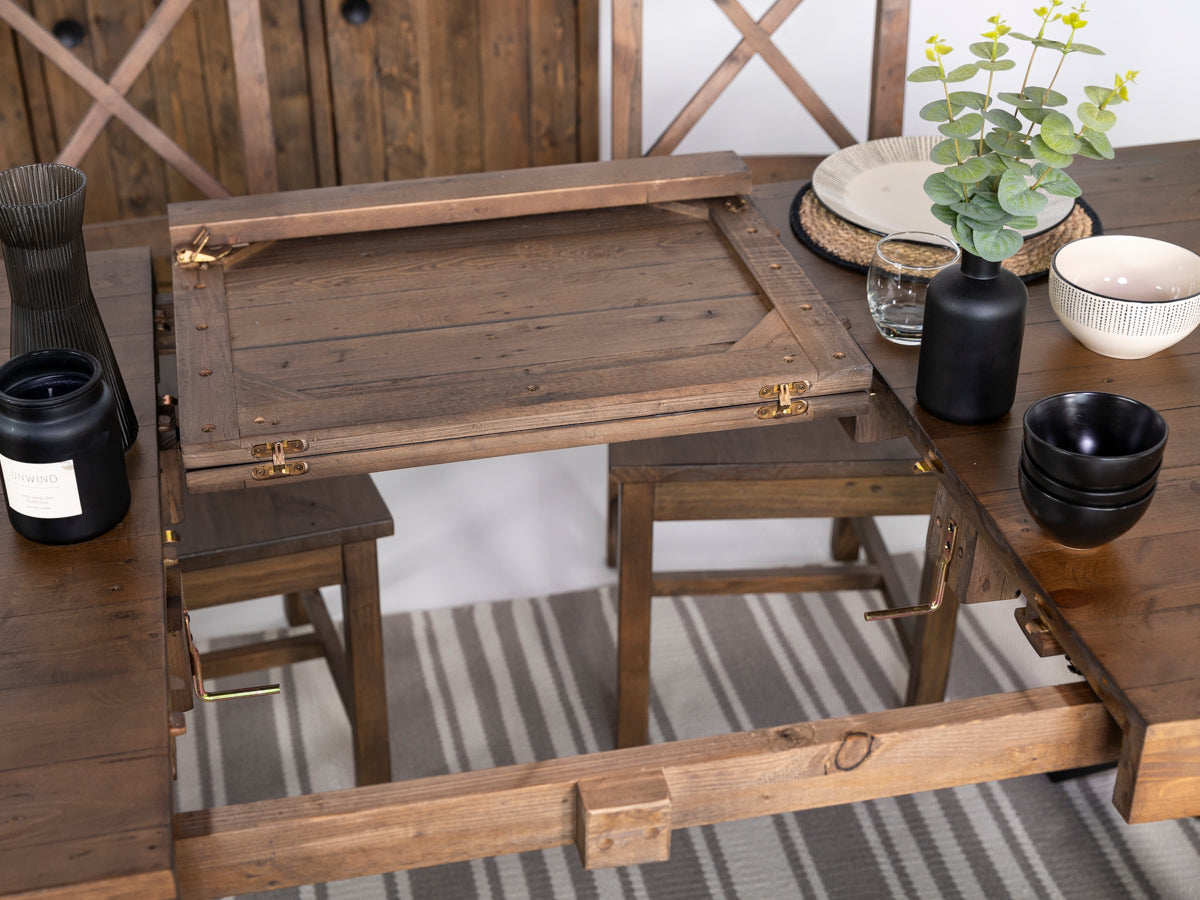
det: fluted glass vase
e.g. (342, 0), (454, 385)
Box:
(0, 163), (137, 450)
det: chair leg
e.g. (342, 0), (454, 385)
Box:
(284, 591), (312, 626)
(830, 517), (861, 562)
(616, 481), (655, 749)
(341, 539), (392, 785)
(903, 556), (960, 706)
(605, 466), (619, 568)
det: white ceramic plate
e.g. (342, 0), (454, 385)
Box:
(811, 135), (1075, 239)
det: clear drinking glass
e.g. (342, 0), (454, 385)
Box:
(866, 231), (960, 345)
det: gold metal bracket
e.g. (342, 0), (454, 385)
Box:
(175, 226), (243, 269)
(865, 519), (958, 621)
(183, 609), (280, 702)
(251, 439), (310, 480)
(757, 380), (810, 419)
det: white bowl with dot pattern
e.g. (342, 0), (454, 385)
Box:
(1049, 235), (1200, 359)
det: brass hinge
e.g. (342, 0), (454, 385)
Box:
(174, 226), (244, 269)
(757, 380), (810, 419)
(250, 439), (310, 480)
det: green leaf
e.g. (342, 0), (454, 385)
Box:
(907, 65), (943, 83)
(985, 108), (1024, 132)
(950, 196), (1007, 222)
(969, 40), (1010, 59)
(1069, 42), (1105, 55)
(1007, 214), (1040, 230)
(1040, 111), (1082, 154)
(945, 156), (992, 183)
(1018, 106), (1052, 125)
(930, 138), (967, 165)
(984, 130), (1029, 157)
(930, 204), (959, 227)
(998, 168), (1049, 215)
(1078, 101), (1117, 132)
(998, 91), (1040, 109)
(952, 219), (980, 257)
(958, 214), (1005, 233)
(923, 172), (965, 205)
(938, 113), (984, 138)
(1085, 85), (1112, 105)
(1032, 164), (1082, 197)
(1000, 155), (1033, 175)
(920, 99), (959, 122)
(1026, 86), (1069, 107)
(1031, 38), (1067, 52)
(944, 63), (980, 82)
(973, 226), (1024, 262)
(977, 59), (1017, 71)
(1008, 31), (1036, 42)
(947, 90), (989, 109)
(1079, 126), (1114, 159)
(1031, 134), (1074, 167)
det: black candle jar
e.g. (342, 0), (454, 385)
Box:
(0, 348), (131, 544)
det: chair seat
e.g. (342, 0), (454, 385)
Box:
(177, 475), (393, 570)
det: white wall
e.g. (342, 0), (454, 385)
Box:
(600, 0), (1196, 157)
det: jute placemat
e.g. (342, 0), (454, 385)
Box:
(789, 181), (1103, 282)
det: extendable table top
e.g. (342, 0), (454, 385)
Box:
(167, 153), (873, 492)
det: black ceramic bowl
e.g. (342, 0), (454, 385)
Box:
(1018, 452), (1159, 509)
(1022, 392), (1168, 490)
(1018, 462), (1156, 549)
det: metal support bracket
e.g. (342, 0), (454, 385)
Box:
(183, 609), (280, 702)
(865, 518), (958, 621)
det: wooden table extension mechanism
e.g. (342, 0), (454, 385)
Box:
(166, 153), (874, 493)
(8, 144), (1200, 897)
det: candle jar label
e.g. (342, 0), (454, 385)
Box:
(0, 455), (83, 518)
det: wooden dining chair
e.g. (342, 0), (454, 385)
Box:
(606, 0), (956, 749)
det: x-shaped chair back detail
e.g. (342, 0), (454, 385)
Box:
(611, 0), (911, 160)
(0, 0), (276, 197)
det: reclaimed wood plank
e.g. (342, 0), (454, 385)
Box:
(323, 0), (385, 184)
(173, 683), (1117, 897)
(424, 0), (483, 175)
(481, 0), (531, 171)
(227, 0), (277, 194)
(375, 0), (424, 181)
(168, 152), (751, 246)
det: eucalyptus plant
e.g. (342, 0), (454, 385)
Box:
(908, 2), (1138, 262)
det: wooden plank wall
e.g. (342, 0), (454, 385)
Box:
(0, 0), (599, 225)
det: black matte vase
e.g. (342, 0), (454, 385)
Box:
(915, 251), (1028, 425)
(0, 163), (138, 450)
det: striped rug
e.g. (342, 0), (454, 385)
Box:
(175, 566), (1200, 899)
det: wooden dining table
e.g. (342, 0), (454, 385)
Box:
(3, 140), (1198, 898)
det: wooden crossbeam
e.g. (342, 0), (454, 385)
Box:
(55, 0), (196, 166)
(0, 0), (229, 198)
(648, 0), (805, 156)
(173, 683), (1119, 897)
(712, 0), (856, 148)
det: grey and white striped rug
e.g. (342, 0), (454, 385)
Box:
(175, 571), (1200, 899)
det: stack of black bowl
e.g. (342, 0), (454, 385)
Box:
(1019, 392), (1168, 549)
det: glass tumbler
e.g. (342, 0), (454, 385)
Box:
(866, 231), (960, 345)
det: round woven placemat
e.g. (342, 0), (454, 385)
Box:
(789, 181), (1102, 282)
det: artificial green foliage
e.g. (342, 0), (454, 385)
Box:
(909, 2), (1138, 261)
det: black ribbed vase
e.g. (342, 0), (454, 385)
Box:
(915, 251), (1028, 425)
(0, 164), (138, 450)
